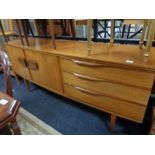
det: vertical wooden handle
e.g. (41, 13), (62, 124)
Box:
(27, 60), (39, 70)
(18, 57), (27, 67)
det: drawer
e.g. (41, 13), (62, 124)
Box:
(60, 58), (155, 89)
(64, 84), (146, 123)
(62, 71), (150, 106)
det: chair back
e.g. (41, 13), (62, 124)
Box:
(0, 51), (13, 97)
(0, 19), (14, 33)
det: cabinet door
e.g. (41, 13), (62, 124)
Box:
(25, 49), (63, 92)
(5, 45), (31, 80)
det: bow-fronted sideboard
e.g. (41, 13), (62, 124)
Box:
(5, 38), (155, 130)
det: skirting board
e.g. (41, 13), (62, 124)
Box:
(18, 107), (62, 135)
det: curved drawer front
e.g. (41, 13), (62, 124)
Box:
(64, 84), (146, 123)
(62, 71), (150, 106)
(60, 58), (154, 89)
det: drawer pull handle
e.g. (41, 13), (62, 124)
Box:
(27, 60), (39, 70)
(18, 57), (27, 67)
(73, 72), (105, 82)
(74, 85), (102, 96)
(72, 60), (104, 67)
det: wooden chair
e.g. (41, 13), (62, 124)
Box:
(0, 51), (21, 135)
(0, 19), (17, 42)
(144, 19), (155, 56)
(123, 19), (155, 57)
(107, 19), (149, 49)
(34, 19), (75, 38)
(123, 19), (148, 49)
(109, 19), (155, 57)
(0, 20), (24, 84)
(14, 19), (30, 46)
(87, 19), (115, 54)
(13, 20), (32, 90)
(47, 19), (76, 49)
(56, 19), (75, 37)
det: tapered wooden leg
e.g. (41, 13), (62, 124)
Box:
(109, 114), (117, 132)
(14, 73), (19, 84)
(149, 106), (155, 134)
(24, 78), (30, 91)
(12, 70), (20, 84)
(10, 119), (21, 135)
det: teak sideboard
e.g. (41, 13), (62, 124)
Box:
(5, 38), (155, 129)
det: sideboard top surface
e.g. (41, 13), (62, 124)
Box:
(5, 38), (155, 72)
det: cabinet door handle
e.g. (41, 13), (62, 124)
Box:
(73, 85), (102, 96)
(72, 59), (104, 67)
(72, 72), (106, 82)
(27, 60), (39, 70)
(18, 57), (27, 67)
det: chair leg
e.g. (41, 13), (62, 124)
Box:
(109, 114), (117, 132)
(23, 78), (30, 91)
(149, 106), (155, 134)
(144, 20), (155, 56)
(10, 119), (21, 135)
(110, 19), (115, 46)
(21, 20), (29, 46)
(0, 125), (12, 135)
(15, 19), (24, 45)
(139, 20), (148, 49)
(14, 73), (20, 84)
(12, 70), (20, 84)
